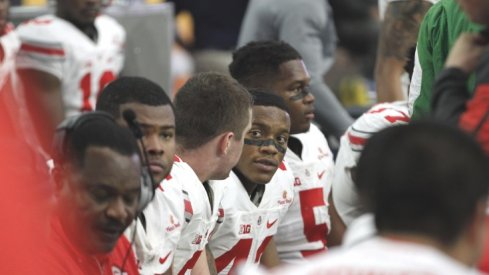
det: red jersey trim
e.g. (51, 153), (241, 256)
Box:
(20, 43), (65, 57)
(348, 132), (367, 146)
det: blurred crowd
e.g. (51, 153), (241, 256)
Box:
(2, 0), (489, 274)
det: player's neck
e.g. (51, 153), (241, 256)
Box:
(234, 168), (265, 206)
(75, 22), (98, 42)
(57, 14), (98, 42)
(234, 168), (257, 196)
(177, 145), (217, 183)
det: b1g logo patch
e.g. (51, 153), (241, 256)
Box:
(239, 224), (252, 234)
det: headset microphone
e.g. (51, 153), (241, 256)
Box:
(123, 109), (155, 213)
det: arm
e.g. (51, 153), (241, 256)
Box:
(432, 33), (489, 124)
(190, 247), (213, 275)
(278, 1), (353, 138)
(259, 237), (280, 269)
(327, 191), (346, 247)
(163, 262), (173, 275)
(18, 69), (63, 154)
(375, 0), (433, 103)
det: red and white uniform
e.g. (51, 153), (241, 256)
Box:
(0, 23), (19, 90)
(239, 237), (480, 275)
(172, 158), (227, 275)
(208, 163), (294, 274)
(16, 14), (125, 117)
(275, 123), (335, 263)
(124, 157), (185, 275)
(42, 217), (139, 275)
(332, 101), (409, 226)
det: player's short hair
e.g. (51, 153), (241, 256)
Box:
(249, 88), (289, 113)
(174, 72), (253, 150)
(229, 41), (302, 89)
(96, 76), (174, 118)
(59, 115), (139, 169)
(357, 122), (489, 244)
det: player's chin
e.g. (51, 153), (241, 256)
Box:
(80, 10), (100, 23)
(249, 171), (274, 185)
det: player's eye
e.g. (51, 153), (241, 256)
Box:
(248, 129), (262, 138)
(276, 134), (289, 145)
(159, 131), (174, 140)
(123, 192), (139, 206)
(88, 186), (112, 203)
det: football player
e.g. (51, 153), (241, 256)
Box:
(16, 0), (125, 152)
(230, 41), (335, 262)
(96, 76), (181, 275)
(172, 72), (252, 275)
(208, 90), (294, 274)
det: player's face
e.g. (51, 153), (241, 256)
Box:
(458, 0), (489, 25)
(58, 146), (141, 254)
(0, 0), (10, 32)
(119, 102), (176, 185)
(57, 0), (101, 26)
(270, 59), (315, 135)
(215, 108), (252, 180)
(236, 105), (290, 184)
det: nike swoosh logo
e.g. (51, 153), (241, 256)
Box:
(159, 251), (172, 264)
(266, 219), (278, 229)
(317, 170), (326, 180)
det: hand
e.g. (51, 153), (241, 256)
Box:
(445, 32), (489, 74)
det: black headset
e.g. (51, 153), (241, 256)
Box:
(52, 111), (154, 214)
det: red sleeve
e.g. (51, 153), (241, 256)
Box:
(459, 84), (489, 154)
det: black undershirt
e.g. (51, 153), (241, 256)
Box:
(288, 136), (303, 159)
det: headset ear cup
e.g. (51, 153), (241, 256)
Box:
(137, 167), (155, 213)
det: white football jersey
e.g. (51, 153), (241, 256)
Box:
(172, 158), (227, 275)
(16, 14), (125, 117)
(124, 157), (185, 275)
(208, 163), (294, 274)
(239, 237), (480, 275)
(332, 101), (409, 226)
(0, 23), (19, 91)
(275, 124), (335, 262)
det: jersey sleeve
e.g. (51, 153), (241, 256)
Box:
(16, 18), (66, 80)
(332, 102), (409, 225)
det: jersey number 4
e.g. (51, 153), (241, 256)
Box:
(215, 236), (272, 274)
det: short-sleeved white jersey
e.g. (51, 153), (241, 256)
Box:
(0, 23), (19, 90)
(172, 158), (227, 275)
(332, 101), (409, 226)
(208, 163), (294, 274)
(239, 237), (479, 275)
(16, 14), (125, 117)
(275, 124), (335, 262)
(124, 157), (185, 275)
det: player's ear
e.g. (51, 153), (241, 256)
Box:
(217, 131), (235, 156)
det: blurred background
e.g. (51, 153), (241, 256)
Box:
(10, 0), (381, 116)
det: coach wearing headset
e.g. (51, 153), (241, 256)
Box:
(43, 112), (142, 274)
